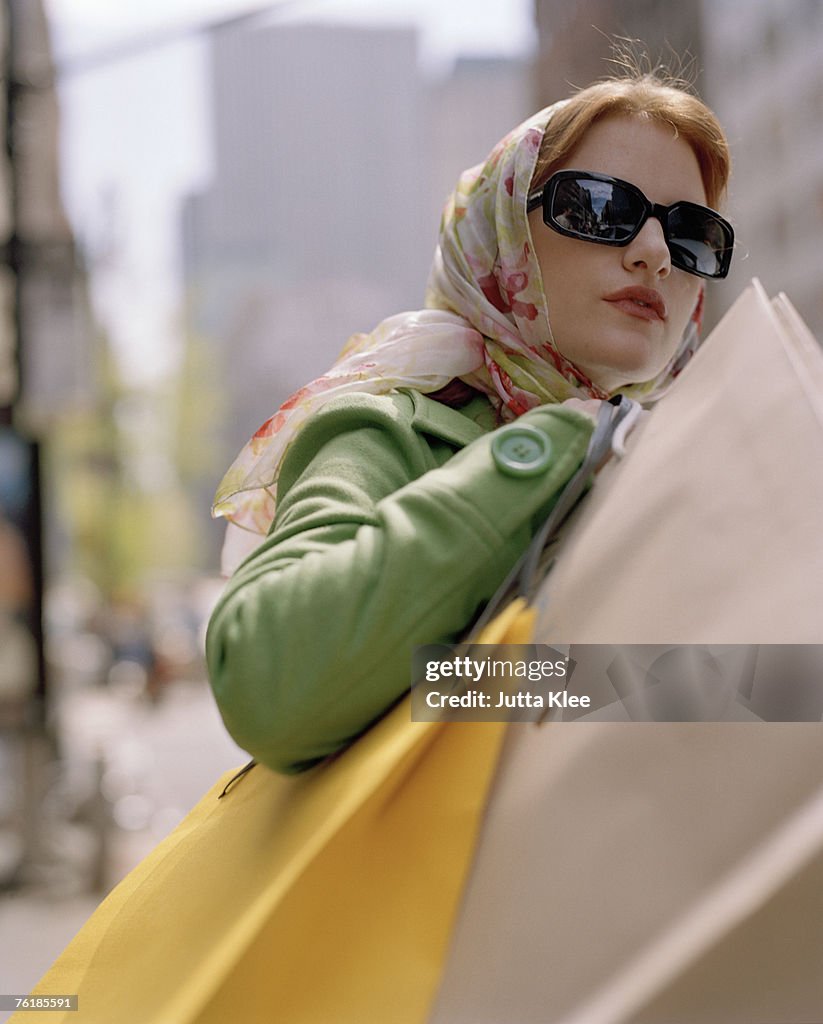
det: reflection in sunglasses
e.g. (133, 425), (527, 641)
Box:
(528, 170), (735, 279)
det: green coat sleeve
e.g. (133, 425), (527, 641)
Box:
(206, 391), (593, 773)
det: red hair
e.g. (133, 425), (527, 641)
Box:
(532, 74), (731, 209)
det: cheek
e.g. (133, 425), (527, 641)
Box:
(531, 225), (601, 316)
(669, 280), (702, 341)
(528, 211), (580, 306)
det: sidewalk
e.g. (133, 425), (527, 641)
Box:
(0, 676), (246, 1017)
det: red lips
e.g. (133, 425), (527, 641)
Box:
(603, 286), (667, 322)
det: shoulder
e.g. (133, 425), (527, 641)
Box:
(302, 387), (494, 445)
(289, 388), (495, 433)
(285, 389), (493, 437)
(276, 393), (419, 473)
(276, 387), (495, 503)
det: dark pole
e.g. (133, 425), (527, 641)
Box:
(2, 0), (48, 723)
(1, 0), (20, 426)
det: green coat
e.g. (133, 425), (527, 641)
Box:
(205, 389), (593, 773)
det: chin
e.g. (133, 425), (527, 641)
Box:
(584, 357), (656, 393)
(593, 336), (674, 390)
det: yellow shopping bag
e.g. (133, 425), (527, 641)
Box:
(16, 607), (538, 1024)
(17, 704), (505, 1024)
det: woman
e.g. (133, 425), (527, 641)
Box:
(206, 71), (733, 775)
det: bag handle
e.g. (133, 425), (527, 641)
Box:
(466, 395), (641, 642)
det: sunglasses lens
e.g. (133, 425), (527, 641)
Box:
(551, 177), (645, 242)
(667, 206), (733, 278)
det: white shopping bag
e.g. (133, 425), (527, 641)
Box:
(429, 280), (823, 1024)
(534, 278), (823, 644)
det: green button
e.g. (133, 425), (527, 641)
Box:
(491, 424), (553, 477)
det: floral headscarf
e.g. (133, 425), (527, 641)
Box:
(213, 101), (703, 562)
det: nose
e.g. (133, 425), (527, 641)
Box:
(622, 216), (671, 279)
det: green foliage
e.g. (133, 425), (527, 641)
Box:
(47, 320), (223, 595)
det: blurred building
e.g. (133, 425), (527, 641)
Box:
(182, 20), (429, 473)
(702, 0), (823, 337)
(4, 0), (90, 427)
(427, 55), (533, 241)
(534, 0), (705, 106)
(182, 22), (531, 558)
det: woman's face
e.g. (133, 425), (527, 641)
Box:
(527, 114), (706, 393)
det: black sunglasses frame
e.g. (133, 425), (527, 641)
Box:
(527, 170), (734, 280)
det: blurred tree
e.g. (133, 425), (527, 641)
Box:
(48, 312), (208, 597)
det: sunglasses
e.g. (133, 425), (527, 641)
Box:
(527, 170), (735, 280)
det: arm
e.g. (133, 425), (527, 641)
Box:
(206, 392), (593, 773)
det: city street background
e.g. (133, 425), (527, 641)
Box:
(0, 0), (821, 1008)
